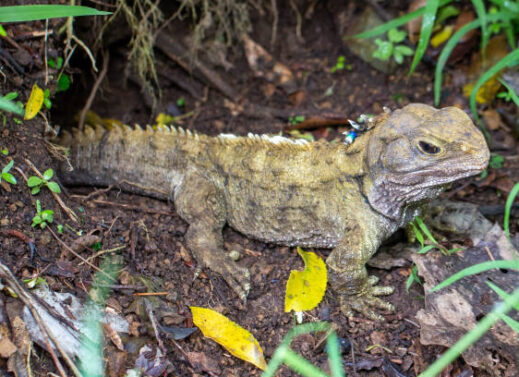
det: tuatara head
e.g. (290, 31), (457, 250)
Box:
(365, 103), (490, 221)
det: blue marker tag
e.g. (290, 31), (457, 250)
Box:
(344, 130), (357, 145)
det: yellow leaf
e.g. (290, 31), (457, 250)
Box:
(191, 307), (267, 370)
(155, 112), (175, 127)
(430, 25), (453, 48)
(285, 248), (327, 313)
(24, 83), (44, 120)
(463, 74), (501, 104)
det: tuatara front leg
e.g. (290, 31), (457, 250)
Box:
(174, 170), (251, 300)
(326, 229), (394, 321)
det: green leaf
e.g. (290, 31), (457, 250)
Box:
(42, 168), (54, 180)
(31, 186), (40, 195)
(3, 92), (18, 101)
(0, 24), (6, 37)
(43, 97), (52, 110)
(31, 215), (41, 227)
(409, 0), (440, 75)
(48, 58), (56, 69)
(354, 0), (453, 39)
(395, 45), (414, 56)
(0, 5), (111, 23)
(431, 260), (519, 292)
(2, 159), (13, 173)
(0, 96), (25, 115)
(498, 78), (519, 107)
(2, 173), (16, 185)
(388, 28), (406, 43)
(35, 199), (41, 213)
(373, 39), (392, 61)
(56, 57), (64, 69)
(394, 50), (404, 64)
(47, 181), (61, 193)
(436, 5), (460, 25)
(27, 176), (42, 187)
(57, 74), (70, 92)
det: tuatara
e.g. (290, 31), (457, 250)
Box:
(57, 104), (489, 320)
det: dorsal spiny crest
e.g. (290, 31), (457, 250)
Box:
(93, 124), (105, 139)
(84, 125), (96, 141)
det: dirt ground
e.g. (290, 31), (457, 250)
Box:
(1, 1), (518, 376)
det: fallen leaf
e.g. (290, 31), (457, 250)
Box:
(481, 109), (503, 131)
(190, 307), (267, 370)
(186, 351), (221, 374)
(24, 83), (44, 120)
(431, 25), (453, 48)
(285, 248), (327, 313)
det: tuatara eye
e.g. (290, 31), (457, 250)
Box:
(418, 140), (441, 155)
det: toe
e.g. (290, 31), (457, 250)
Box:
(371, 285), (394, 296)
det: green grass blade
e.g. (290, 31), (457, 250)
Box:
(0, 97), (24, 115)
(0, 5), (110, 23)
(415, 217), (438, 244)
(409, 0), (440, 75)
(470, 48), (519, 128)
(430, 260), (519, 292)
(418, 285), (519, 377)
(504, 182), (519, 241)
(487, 281), (519, 311)
(354, 0), (453, 39)
(499, 79), (519, 108)
(327, 331), (345, 377)
(471, 0), (488, 52)
(434, 12), (509, 105)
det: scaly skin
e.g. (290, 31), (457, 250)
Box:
(58, 104), (490, 320)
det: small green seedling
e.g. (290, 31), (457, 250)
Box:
(496, 78), (519, 107)
(406, 264), (422, 292)
(289, 115), (306, 125)
(48, 57), (71, 92)
(43, 88), (52, 109)
(1, 148), (8, 156)
(1, 160), (17, 186)
(481, 153), (505, 179)
(330, 55), (352, 73)
(32, 200), (54, 229)
(23, 275), (47, 289)
(57, 224), (64, 234)
(411, 216), (463, 256)
(27, 168), (61, 194)
(372, 28), (414, 64)
(0, 25), (6, 37)
(176, 97), (185, 107)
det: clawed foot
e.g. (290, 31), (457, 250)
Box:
(193, 251), (251, 301)
(338, 275), (394, 321)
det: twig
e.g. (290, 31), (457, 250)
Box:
(0, 258), (80, 377)
(78, 50), (109, 130)
(134, 292), (168, 296)
(92, 199), (173, 216)
(47, 227), (116, 283)
(44, 19), (49, 86)
(78, 245), (126, 266)
(270, 0), (278, 49)
(156, 32), (238, 100)
(24, 159), (78, 223)
(145, 299), (166, 353)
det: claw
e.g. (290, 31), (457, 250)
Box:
(338, 276), (394, 320)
